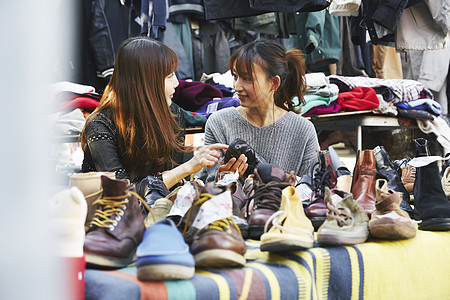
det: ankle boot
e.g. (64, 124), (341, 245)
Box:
(305, 150), (337, 230)
(413, 138), (450, 231)
(373, 146), (413, 216)
(247, 163), (296, 239)
(351, 150), (376, 216)
(84, 176), (147, 268)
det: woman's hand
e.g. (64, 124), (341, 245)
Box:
(218, 153), (248, 178)
(186, 143), (228, 174)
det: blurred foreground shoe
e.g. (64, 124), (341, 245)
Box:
(373, 145), (413, 216)
(369, 179), (417, 240)
(260, 186), (315, 252)
(305, 150), (337, 230)
(317, 188), (369, 246)
(247, 163), (296, 239)
(84, 176), (150, 269)
(190, 217), (247, 267)
(413, 138), (450, 231)
(351, 150), (376, 217)
(136, 218), (195, 281)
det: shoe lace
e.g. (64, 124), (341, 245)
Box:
(182, 192), (214, 237)
(246, 181), (290, 217)
(206, 217), (242, 236)
(325, 202), (354, 229)
(263, 210), (315, 240)
(311, 162), (333, 202)
(89, 190), (154, 231)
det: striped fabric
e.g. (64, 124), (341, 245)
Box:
(85, 230), (450, 300)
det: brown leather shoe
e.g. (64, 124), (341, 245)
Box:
(83, 176), (147, 269)
(369, 179), (417, 240)
(351, 150), (376, 217)
(305, 150), (337, 230)
(190, 217), (247, 267)
(401, 165), (416, 195)
(247, 163), (296, 240)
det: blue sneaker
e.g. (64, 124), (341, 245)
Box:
(136, 218), (195, 281)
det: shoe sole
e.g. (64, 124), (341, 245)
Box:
(137, 264), (195, 281)
(418, 218), (450, 231)
(260, 238), (314, 252)
(194, 249), (246, 267)
(85, 251), (136, 269)
(368, 222), (416, 240)
(317, 233), (367, 246)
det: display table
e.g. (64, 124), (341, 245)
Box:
(306, 111), (417, 153)
(85, 230), (450, 300)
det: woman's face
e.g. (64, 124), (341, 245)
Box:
(232, 63), (273, 108)
(164, 72), (179, 106)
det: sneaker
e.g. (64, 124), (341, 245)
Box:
(260, 186), (315, 252)
(136, 218), (195, 281)
(369, 179), (417, 240)
(317, 187), (369, 246)
(144, 198), (173, 228)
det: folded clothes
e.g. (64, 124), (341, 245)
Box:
(336, 86), (380, 111)
(395, 99), (441, 116)
(172, 80), (223, 111)
(302, 101), (341, 116)
(397, 108), (435, 120)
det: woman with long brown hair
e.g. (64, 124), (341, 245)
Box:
(80, 37), (226, 193)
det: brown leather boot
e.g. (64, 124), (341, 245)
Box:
(401, 165), (416, 195)
(83, 176), (147, 269)
(247, 163), (296, 240)
(351, 150), (376, 216)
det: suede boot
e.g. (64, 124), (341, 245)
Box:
(83, 176), (147, 269)
(305, 150), (337, 230)
(413, 138), (450, 231)
(351, 150), (377, 216)
(373, 145), (413, 216)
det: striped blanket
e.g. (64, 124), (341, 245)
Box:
(85, 230), (450, 300)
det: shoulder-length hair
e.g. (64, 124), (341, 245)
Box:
(81, 37), (187, 178)
(230, 39), (306, 112)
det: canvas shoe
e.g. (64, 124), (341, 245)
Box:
(260, 186), (315, 252)
(136, 218), (195, 281)
(317, 187), (369, 246)
(144, 198), (174, 228)
(369, 179), (417, 240)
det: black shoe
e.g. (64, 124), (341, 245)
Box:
(413, 138), (450, 231)
(373, 145), (413, 216)
(224, 138), (259, 178)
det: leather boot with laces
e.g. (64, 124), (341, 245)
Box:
(83, 176), (151, 269)
(246, 163), (296, 240)
(190, 217), (247, 267)
(305, 150), (337, 230)
(317, 187), (369, 246)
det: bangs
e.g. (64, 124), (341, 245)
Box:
(230, 47), (259, 81)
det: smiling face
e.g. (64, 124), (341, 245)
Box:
(164, 72), (179, 105)
(232, 62), (274, 109)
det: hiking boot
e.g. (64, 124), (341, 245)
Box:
(351, 150), (377, 217)
(413, 138), (450, 231)
(83, 176), (149, 269)
(373, 146), (413, 216)
(305, 150), (337, 230)
(317, 187), (369, 246)
(190, 217), (247, 267)
(260, 186), (315, 252)
(246, 163), (296, 239)
(369, 179), (417, 240)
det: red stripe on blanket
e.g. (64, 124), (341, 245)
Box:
(106, 270), (168, 300)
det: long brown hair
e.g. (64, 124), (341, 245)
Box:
(230, 39), (306, 112)
(81, 37), (187, 178)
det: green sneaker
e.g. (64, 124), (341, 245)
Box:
(317, 187), (369, 246)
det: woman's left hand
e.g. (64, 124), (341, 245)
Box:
(186, 143), (228, 174)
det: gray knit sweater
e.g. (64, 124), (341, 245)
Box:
(203, 107), (320, 181)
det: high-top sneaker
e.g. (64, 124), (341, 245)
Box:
(413, 138), (450, 231)
(84, 176), (148, 269)
(317, 187), (369, 246)
(260, 186), (315, 252)
(373, 146), (413, 216)
(246, 163), (296, 240)
(305, 150), (337, 230)
(369, 179), (417, 240)
(351, 150), (377, 217)
(69, 172), (115, 231)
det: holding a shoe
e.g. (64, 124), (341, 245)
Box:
(203, 39), (320, 182)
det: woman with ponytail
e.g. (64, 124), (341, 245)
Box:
(204, 39), (319, 181)
(80, 36), (227, 193)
